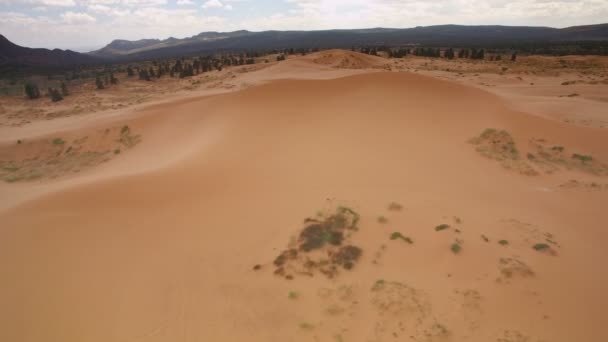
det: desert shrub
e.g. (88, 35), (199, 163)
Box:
(435, 224), (450, 231)
(332, 245), (362, 269)
(533, 243), (550, 251)
(390, 232), (413, 243)
(451, 243), (462, 254)
(96, 76), (104, 89)
(24, 83), (40, 99)
(48, 88), (63, 102)
(60, 82), (69, 96)
(572, 153), (592, 163)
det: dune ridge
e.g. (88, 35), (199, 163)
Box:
(0, 60), (607, 342)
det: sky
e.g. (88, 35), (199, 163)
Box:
(1, 0), (607, 51)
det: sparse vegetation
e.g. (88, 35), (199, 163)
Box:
(498, 240), (509, 246)
(372, 279), (386, 290)
(24, 83), (40, 99)
(288, 291), (299, 300)
(52, 138), (65, 145)
(451, 242), (462, 254)
(572, 153), (593, 163)
(533, 243), (551, 251)
(390, 232), (413, 243)
(435, 224), (450, 231)
(470, 128), (538, 175)
(377, 216), (388, 224)
(48, 87), (63, 102)
(273, 207), (363, 279)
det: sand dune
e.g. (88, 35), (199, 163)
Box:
(1, 55), (607, 342)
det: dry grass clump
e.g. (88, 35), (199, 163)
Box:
(469, 128), (538, 176)
(527, 139), (608, 176)
(273, 206), (363, 279)
(498, 257), (535, 280)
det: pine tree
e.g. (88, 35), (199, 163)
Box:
(127, 66), (134, 77)
(24, 83), (41, 99)
(110, 73), (118, 85)
(96, 76), (104, 89)
(445, 48), (455, 59)
(48, 88), (63, 102)
(60, 82), (69, 96)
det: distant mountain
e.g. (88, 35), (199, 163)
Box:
(89, 24), (608, 60)
(0, 34), (100, 72)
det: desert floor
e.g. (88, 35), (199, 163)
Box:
(1, 50), (607, 342)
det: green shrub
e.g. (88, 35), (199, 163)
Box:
(48, 88), (63, 102)
(390, 232), (413, 243)
(572, 153), (592, 163)
(24, 83), (40, 99)
(533, 243), (551, 251)
(435, 224), (450, 231)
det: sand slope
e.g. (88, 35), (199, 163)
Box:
(1, 69), (607, 342)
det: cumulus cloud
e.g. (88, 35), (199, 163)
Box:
(176, 0), (193, 5)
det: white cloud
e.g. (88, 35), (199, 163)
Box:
(202, 0), (232, 10)
(61, 11), (96, 24)
(202, 0), (222, 8)
(122, 0), (167, 6)
(41, 0), (75, 5)
(87, 4), (130, 16)
(0, 0), (75, 6)
(176, 0), (193, 4)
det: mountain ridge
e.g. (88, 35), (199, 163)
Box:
(87, 24), (608, 60)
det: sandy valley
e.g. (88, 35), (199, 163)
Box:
(1, 50), (607, 342)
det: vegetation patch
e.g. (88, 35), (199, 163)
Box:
(52, 138), (65, 145)
(272, 206), (363, 279)
(528, 139), (608, 176)
(469, 129), (538, 176)
(572, 153), (593, 163)
(532, 243), (551, 251)
(498, 240), (509, 246)
(1, 125), (142, 183)
(451, 242), (462, 254)
(498, 257), (534, 280)
(390, 232), (413, 244)
(435, 224), (450, 231)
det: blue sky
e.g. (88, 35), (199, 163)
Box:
(1, 0), (607, 51)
